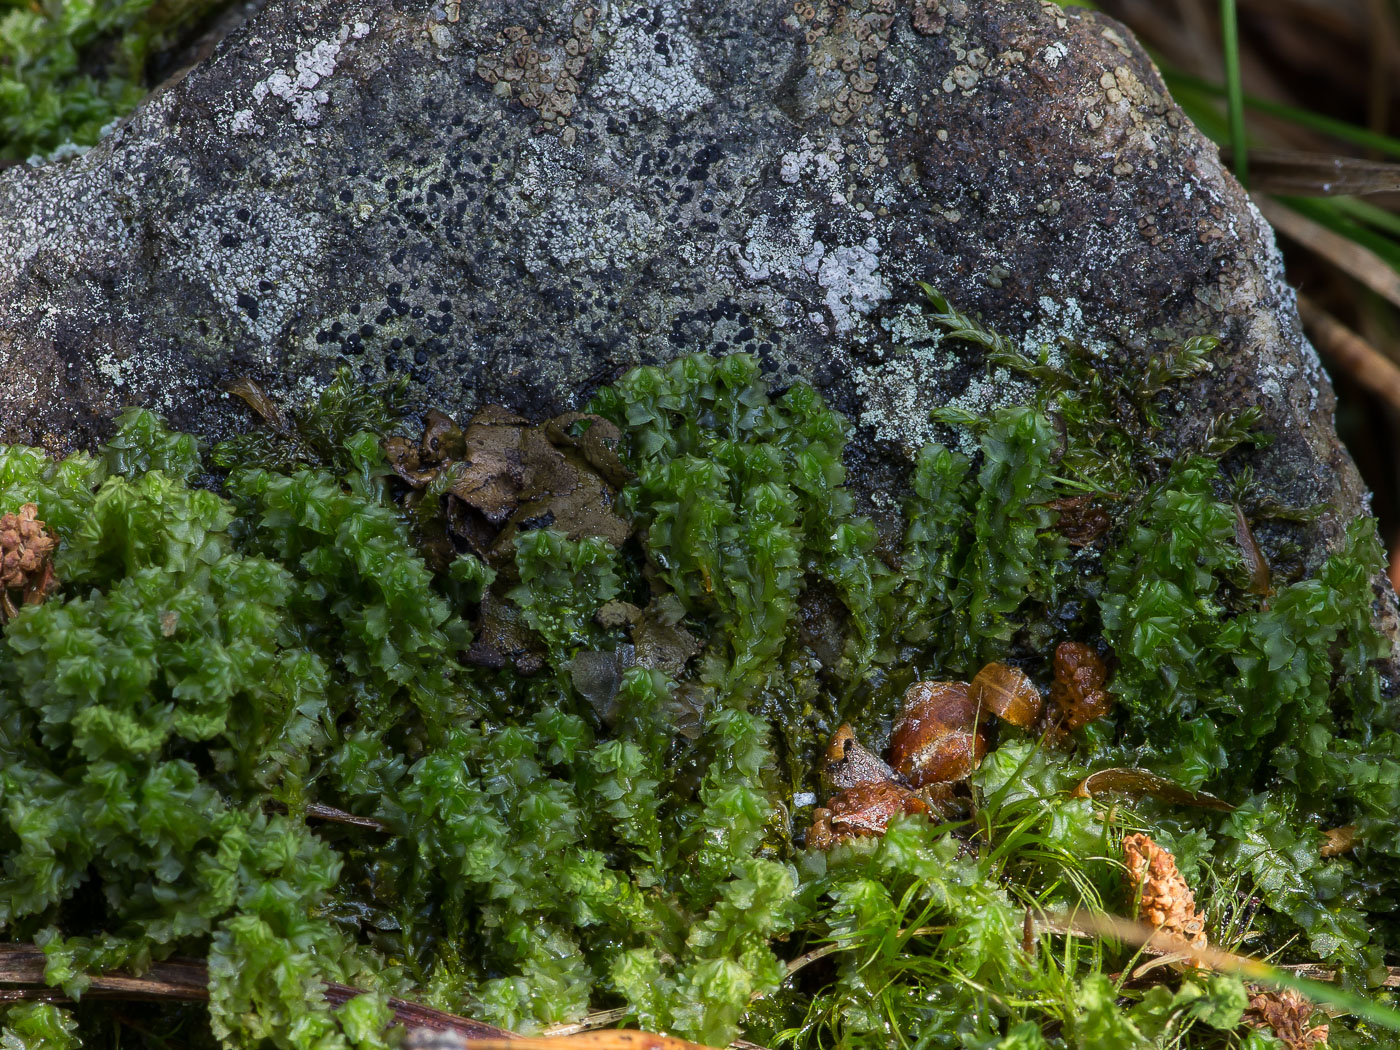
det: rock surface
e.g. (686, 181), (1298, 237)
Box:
(0, 0), (1379, 585)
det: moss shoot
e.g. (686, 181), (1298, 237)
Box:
(0, 0), (230, 161)
(0, 293), (1397, 1049)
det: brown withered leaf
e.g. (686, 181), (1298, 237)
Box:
(569, 646), (635, 725)
(631, 595), (700, 676)
(1320, 824), (1357, 858)
(594, 600), (643, 630)
(453, 406), (532, 526)
(1233, 504), (1273, 599)
(390, 404), (633, 571)
(420, 408), (467, 461)
(970, 662), (1043, 727)
(889, 680), (987, 786)
(465, 590), (546, 674)
(451, 450), (525, 526)
(444, 494), (498, 561)
(821, 724), (900, 794)
(807, 780), (930, 851)
(1072, 768), (1234, 812)
(545, 413), (630, 488)
(226, 376), (290, 433)
(402, 488), (459, 573)
(1044, 495), (1111, 547)
(384, 436), (439, 487)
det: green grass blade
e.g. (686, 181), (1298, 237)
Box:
(1331, 196), (1400, 240)
(1219, 0), (1247, 186)
(1279, 195), (1400, 271)
(1165, 69), (1400, 160)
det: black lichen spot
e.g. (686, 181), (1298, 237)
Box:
(236, 293), (259, 320)
(518, 510), (557, 532)
(340, 189), (354, 203)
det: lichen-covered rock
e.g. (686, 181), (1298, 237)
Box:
(0, 0), (1379, 591)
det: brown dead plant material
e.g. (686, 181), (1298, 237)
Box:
(1072, 769), (1235, 812)
(1047, 642), (1112, 732)
(385, 406), (631, 573)
(0, 944), (510, 1038)
(409, 1033), (730, 1050)
(806, 779), (931, 851)
(1122, 833), (1208, 952)
(1259, 199), (1400, 313)
(1320, 824), (1358, 857)
(1296, 293), (1400, 415)
(0, 503), (58, 622)
(1042, 495), (1111, 547)
(1243, 986), (1329, 1050)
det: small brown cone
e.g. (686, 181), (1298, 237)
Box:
(1121, 833), (1207, 952)
(1243, 987), (1328, 1050)
(0, 504), (59, 620)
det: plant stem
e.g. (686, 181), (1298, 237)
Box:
(1220, 0), (1248, 187)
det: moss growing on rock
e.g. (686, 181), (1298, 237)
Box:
(0, 301), (1396, 1048)
(0, 0), (230, 161)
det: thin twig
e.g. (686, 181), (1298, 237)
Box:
(0, 945), (508, 1037)
(1296, 293), (1400, 413)
(1223, 148), (1400, 196)
(265, 800), (393, 833)
(541, 1009), (631, 1037)
(782, 924), (954, 981)
(305, 801), (393, 833)
(783, 943), (839, 977)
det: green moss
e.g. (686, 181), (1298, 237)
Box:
(0, 0), (230, 161)
(0, 300), (1396, 1048)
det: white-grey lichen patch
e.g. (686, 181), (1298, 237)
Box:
(810, 238), (889, 334)
(593, 4), (712, 116)
(852, 337), (951, 453)
(731, 216), (887, 335)
(779, 137), (846, 188)
(1018, 294), (1110, 362)
(733, 213), (817, 282)
(1041, 40), (1068, 68)
(0, 158), (131, 286)
(173, 196), (326, 352)
(225, 22), (370, 136)
(508, 146), (661, 273)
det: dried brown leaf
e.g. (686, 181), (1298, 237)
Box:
(1073, 768), (1234, 811)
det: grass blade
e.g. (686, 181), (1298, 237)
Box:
(1219, 0), (1247, 185)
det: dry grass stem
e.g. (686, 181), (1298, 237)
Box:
(1260, 199), (1400, 311)
(1296, 294), (1400, 412)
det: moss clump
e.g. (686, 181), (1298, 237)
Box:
(0, 0), (230, 161)
(0, 300), (1396, 1048)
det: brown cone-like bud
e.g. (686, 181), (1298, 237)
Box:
(1048, 641), (1112, 730)
(1243, 987), (1328, 1050)
(1122, 833), (1207, 952)
(0, 504), (58, 619)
